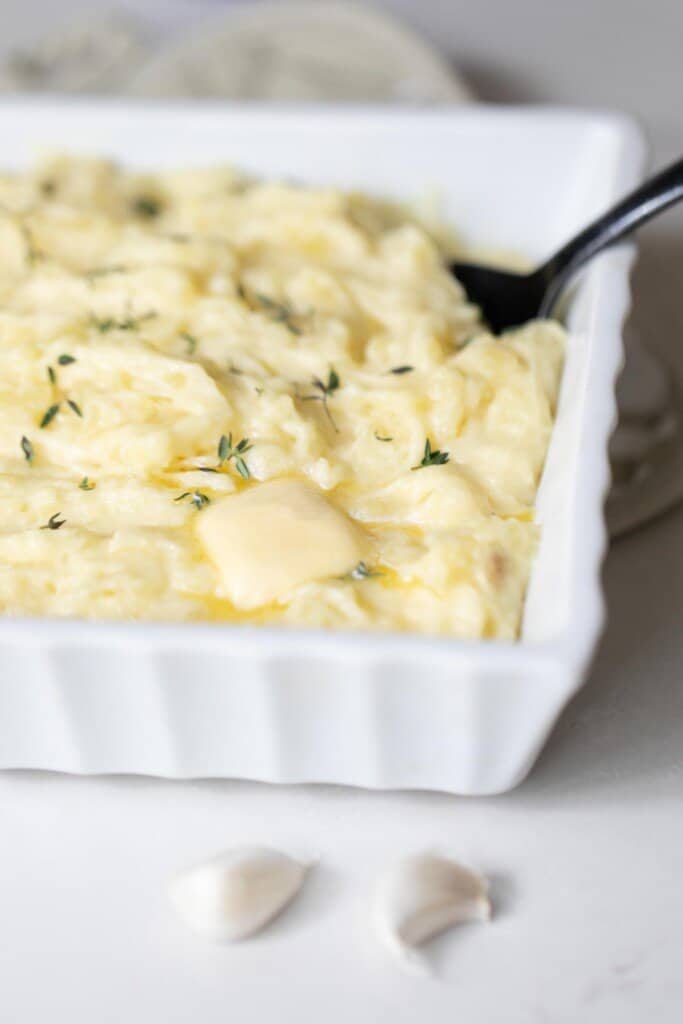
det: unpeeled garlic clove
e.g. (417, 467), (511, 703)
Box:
(373, 852), (491, 960)
(169, 846), (310, 942)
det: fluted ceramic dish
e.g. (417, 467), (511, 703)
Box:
(0, 100), (645, 794)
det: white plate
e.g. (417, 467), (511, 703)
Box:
(607, 328), (681, 538)
(0, 99), (645, 793)
(129, 2), (471, 103)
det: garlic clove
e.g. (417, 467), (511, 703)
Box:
(169, 846), (310, 942)
(373, 852), (491, 960)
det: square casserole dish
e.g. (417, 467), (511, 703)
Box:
(0, 100), (646, 794)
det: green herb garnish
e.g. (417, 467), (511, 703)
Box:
(181, 331), (197, 355)
(39, 403), (60, 429)
(349, 562), (383, 580)
(217, 433), (252, 480)
(40, 512), (65, 531)
(85, 265), (128, 281)
(79, 477), (95, 491)
(217, 435), (230, 463)
(324, 368), (340, 394)
(21, 436), (34, 464)
(302, 368), (341, 432)
(42, 363), (82, 422)
(390, 365), (414, 375)
(91, 316), (115, 333)
(90, 311), (156, 333)
(131, 196), (162, 219)
(21, 224), (43, 266)
(174, 491), (211, 510)
(412, 438), (450, 470)
(374, 431), (393, 442)
(252, 292), (303, 335)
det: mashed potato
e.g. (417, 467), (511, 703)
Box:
(0, 155), (563, 637)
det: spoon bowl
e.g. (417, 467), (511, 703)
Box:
(448, 262), (548, 334)
(451, 157), (683, 331)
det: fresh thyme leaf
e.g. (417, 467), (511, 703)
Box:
(91, 316), (115, 333)
(174, 490), (210, 510)
(21, 224), (43, 266)
(79, 476), (95, 490)
(40, 512), (65, 530)
(39, 403), (60, 429)
(131, 196), (162, 219)
(253, 293), (277, 309)
(21, 435), (34, 463)
(45, 360), (81, 420)
(181, 331), (197, 355)
(326, 368), (340, 394)
(90, 311), (156, 333)
(216, 433), (253, 478)
(234, 456), (250, 480)
(374, 431), (393, 442)
(349, 561), (383, 580)
(308, 368), (340, 398)
(198, 467), (219, 473)
(85, 265), (128, 281)
(412, 437), (450, 470)
(390, 365), (414, 375)
(302, 368), (341, 432)
(129, 311), (157, 328)
(252, 292), (302, 335)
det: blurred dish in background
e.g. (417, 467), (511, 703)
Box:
(129, 1), (472, 102)
(0, 0), (676, 538)
(0, 12), (149, 94)
(608, 326), (680, 537)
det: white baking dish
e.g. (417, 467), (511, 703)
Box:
(0, 100), (645, 794)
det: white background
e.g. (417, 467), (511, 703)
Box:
(0, 2), (682, 1022)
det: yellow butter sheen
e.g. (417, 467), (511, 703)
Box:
(196, 478), (365, 609)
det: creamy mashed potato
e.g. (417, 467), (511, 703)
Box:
(0, 155), (563, 638)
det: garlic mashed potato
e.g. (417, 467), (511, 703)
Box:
(0, 156), (563, 638)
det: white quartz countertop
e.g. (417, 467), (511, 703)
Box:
(4, 507), (683, 1023)
(0, 2), (682, 1021)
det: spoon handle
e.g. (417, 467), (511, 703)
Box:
(539, 157), (683, 314)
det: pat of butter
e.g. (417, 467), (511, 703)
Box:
(196, 478), (365, 608)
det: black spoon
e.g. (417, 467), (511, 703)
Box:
(451, 157), (683, 333)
